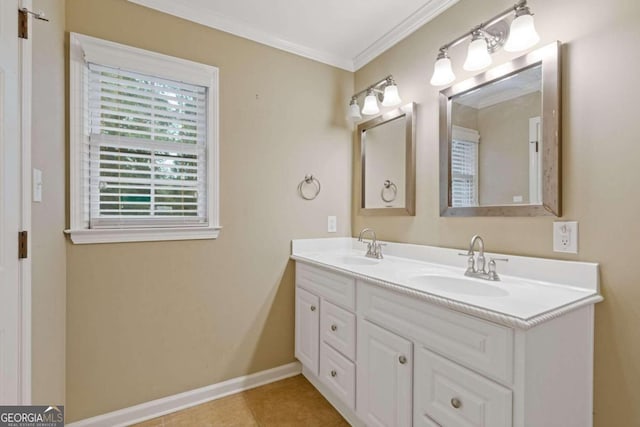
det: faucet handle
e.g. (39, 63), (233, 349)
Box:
(487, 258), (508, 281)
(459, 252), (475, 274)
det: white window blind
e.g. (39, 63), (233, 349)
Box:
(451, 126), (479, 207)
(87, 63), (208, 228)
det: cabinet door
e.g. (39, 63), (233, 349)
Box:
(295, 287), (320, 375)
(357, 320), (413, 427)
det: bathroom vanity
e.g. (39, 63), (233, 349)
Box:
(291, 238), (602, 427)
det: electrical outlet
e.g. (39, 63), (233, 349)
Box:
(553, 221), (578, 253)
(327, 216), (337, 233)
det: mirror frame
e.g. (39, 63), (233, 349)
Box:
(439, 41), (561, 217)
(358, 102), (416, 216)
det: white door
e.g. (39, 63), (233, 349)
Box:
(528, 116), (542, 204)
(0, 0), (26, 404)
(295, 287), (320, 375)
(357, 320), (413, 427)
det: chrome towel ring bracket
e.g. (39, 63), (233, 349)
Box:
(381, 180), (397, 203)
(298, 174), (321, 200)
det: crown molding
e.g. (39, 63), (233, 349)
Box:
(353, 0), (460, 70)
(128, 0), (355, 71)
(128, 0), (459, 72)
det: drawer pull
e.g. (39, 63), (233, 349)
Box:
(331, 324), (338, 331)
(398, 355), (407, 365)
(330, 370), (337, 378)
(310, 305), (316, 312)
(451, 397), (462, 409)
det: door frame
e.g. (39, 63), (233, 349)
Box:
(528, 116), (542, 205)
(18, 0), (33, 404)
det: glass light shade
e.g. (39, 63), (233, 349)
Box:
(361, 93), (380, 115)
(504, 14), (540, 52)
(463, 38), (492, 71)
(381, 84), (402, 107)
(348, 101), (362, 120)
(430, 57), (455, 86)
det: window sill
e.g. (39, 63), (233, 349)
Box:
(64, 226), (222, 244)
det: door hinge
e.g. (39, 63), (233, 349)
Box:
(18, 231), (28, 259)
(18, 8), (28, 39)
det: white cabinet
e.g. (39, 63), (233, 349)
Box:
(357, 320), (413, 427)
(295, 262), (596, 427)
(295, 287), (319, 375)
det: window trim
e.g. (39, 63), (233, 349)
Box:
(66, 33), (220, 244)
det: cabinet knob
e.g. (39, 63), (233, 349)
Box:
(331, 324), (338, 331)
(310, 305), (316, 312)
(330, 370), (337, 378)
(398, 355), (407, 365)
(451, 397), (462, 409)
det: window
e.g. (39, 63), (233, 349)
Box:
(451, 126), (479, 207)
(68, 33), (220, 244)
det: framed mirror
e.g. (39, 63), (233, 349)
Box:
(358, 103), (416, 216)
(440, 41), (561, 217)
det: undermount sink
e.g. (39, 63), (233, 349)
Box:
(407, 274), (509, 297)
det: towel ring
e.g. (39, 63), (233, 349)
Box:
(381, 180), (397, 203)
(298, 175), (321, 200)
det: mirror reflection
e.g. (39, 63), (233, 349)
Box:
(363, 116), (405, 209)
(358, 103), (415, 216)
(450, 64), (542, 207)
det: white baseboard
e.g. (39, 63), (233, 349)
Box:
(67, 361), (302, 427)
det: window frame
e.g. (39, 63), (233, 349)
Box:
(67, 33), (220, 244)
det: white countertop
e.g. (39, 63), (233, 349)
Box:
(291, 238), (603, 329)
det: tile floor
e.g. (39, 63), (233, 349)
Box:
(130, 375), (349, 426)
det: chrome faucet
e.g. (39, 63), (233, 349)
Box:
(459, 234), (508, 281)
(358, 228), (384, 259)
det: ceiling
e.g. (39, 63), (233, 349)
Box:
(128, 0), (459, 71)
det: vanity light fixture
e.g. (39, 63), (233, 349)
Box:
(463, 31), (493, 71)
(348, 75), (402, 120)
(362, 89), (380, 115)
(430, 0), (540, 86)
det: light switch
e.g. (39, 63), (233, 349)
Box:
(33, 168), (42, 202)
(327, 216), (337, 233)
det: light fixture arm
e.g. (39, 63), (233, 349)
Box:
(351, 74), (395, 101)
(437, 0), (528, 53)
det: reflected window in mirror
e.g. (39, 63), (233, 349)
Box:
(451, 64), (541, 207)
(451, 126), (479, 207)
(440, 42), (560, 217)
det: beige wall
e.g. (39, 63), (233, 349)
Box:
(478, 91), (541, 205)
(65, 0), (352, 421)
(31, 0), (66, 406)
(353, 0), (640, 425)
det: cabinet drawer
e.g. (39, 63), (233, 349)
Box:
(320, 342), (356, 410)
(358, 281), (513, 384)
(415, 347), (512, 427)
(296, 262), (355, 310)
(321, 300), (356, 361)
